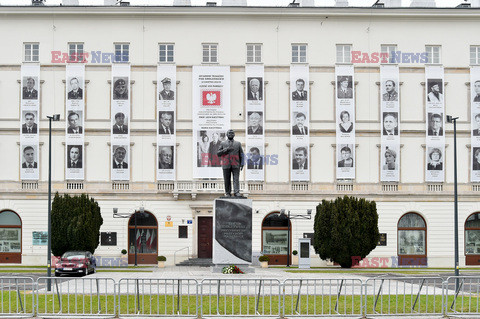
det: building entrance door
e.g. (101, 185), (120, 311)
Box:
(198, 217), (212, 258)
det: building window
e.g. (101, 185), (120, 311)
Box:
(114, 43), (129, 63)
(159, 43), (174, 63)
(0, 210), (22, 263)
(291, 44), (307, 63)
(202, 43), (218, 63)
(336, 44), (352, 64)
(425, 45), (441, 64)
(128, 211), (158, 264)
(68, 42), (85, 62)
(261, 212), (291, 265)
(247, 43), (262, 63)
(398, 212), (427, 266)
(381, 44), (397, 64)
(24, 43), (39, 62)
(465, 213), (480, 266)
(471, 46), (480, 65)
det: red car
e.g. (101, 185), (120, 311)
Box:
(55, 251), (96, 276)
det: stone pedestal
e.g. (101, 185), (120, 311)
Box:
(212, 198), (253, 272)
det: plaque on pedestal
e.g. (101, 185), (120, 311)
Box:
(213, 198), (252, 265)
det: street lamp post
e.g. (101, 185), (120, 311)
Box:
(280, 209), (312, 267)
(447, 115), (459, 278)
(46, 114), (60, 291)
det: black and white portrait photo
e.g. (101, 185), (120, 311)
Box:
(22, 145), (38, 169)
(67, 145), (83, 169)
(67, 77), (83, 100)
(382, 80), (398, 101)
(292, 78), (308, 101)
(247, 146), (263, 170)
(247, 111), (263, 135)
(112, 112), (128, 134)
(473, 113), (480, 136)
(292, 146), (308, 170)
(427, 112), (443, 137)
(158, 146), (174, 169)
(427, 79), (444, 103)
(158, 111), (174, 135)
(427, 147), (443, 171)
(382, 112), (399, 136)
(337, 145), (354, 168)
(22, 111), (38, 134)
(382, 147), (398, 171)
(112, 145), (128, 169)
(292, 112), (308, 135)
(473, 80), (480, 102)
(247, 77), (263, 101)
(339, 110), (353, 133)
(113, 77), (128, 100)
(337, 76), (353, 99)
(473, 147), (480, 171)
(67, 111), (83, 134)
(22, 76), (39, 100)
(159, 77), (174, 100)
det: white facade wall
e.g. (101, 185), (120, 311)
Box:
(0, 6), (479, 266)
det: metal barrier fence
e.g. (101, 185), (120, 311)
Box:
(282, 278), (364, 317)
(117, 278), (198, 317)
(0, 276), (35, 318)
(364, 276), (445, 316)
(1, 275), (480, 318)
(36, 277), (116, 318)
(445, 276), (480, 317)
(200, 278), (281, 317)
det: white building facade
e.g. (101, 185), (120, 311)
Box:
(1, 4), (480, 267)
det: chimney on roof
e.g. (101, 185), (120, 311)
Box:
(173, 0), (191, 5)
(222, 0), (246, 6)
(32, 0), (45, 6)
(335, 0), (348, 7)
(410, 0), (436, 7)
(62, 0), (79, 5)
(206, 1), (217, 6)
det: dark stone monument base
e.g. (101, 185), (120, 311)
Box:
(211, 264), (255, 274)
(213, 197), (253, 265)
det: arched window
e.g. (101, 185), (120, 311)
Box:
(261, 212), (291, 265)
(128, 211), (158, 264)
(465, 212), (480, 265)
(0, 210), (22, 263)
(398, 212), (427, 266)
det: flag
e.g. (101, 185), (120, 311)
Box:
(145, 229), (151, 249)
(149, 230), (156, 249)
(136, 229), (141, 249)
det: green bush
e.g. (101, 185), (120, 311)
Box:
(157, 256), (167, 262)
(51, 193), (103, 257)
(121, 249), (127, 255)
(313, 196), (380, 268)
(258, 255), (270, 262)
(292, 250), (298, 256)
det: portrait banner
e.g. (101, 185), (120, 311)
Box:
(157, 65), (176, 181)
(65, 64), (85, 180)
(380, 65), (400, 182)
(425, 66), (445, 182)
(290, 64), (310, 181)
(471, 67), (480, 181)
(20, 64), (40, 180)
(192, 66), (230, 179)
(245, 64), (265, 181)
(335, 65), (355, 179)
(111, 64), (131, 181)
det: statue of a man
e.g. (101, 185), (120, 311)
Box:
(217, 129), (244, 197)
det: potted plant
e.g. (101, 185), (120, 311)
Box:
(258, 255), (269, 268)
(157, 255), (167, 268)
(292, 250), (299, 266)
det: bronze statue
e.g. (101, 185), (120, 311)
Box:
(217, 129), (244, 197)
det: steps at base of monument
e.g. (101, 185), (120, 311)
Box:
(176, 258), (214, 267)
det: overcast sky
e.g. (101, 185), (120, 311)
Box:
(0, 0), (464, 7)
